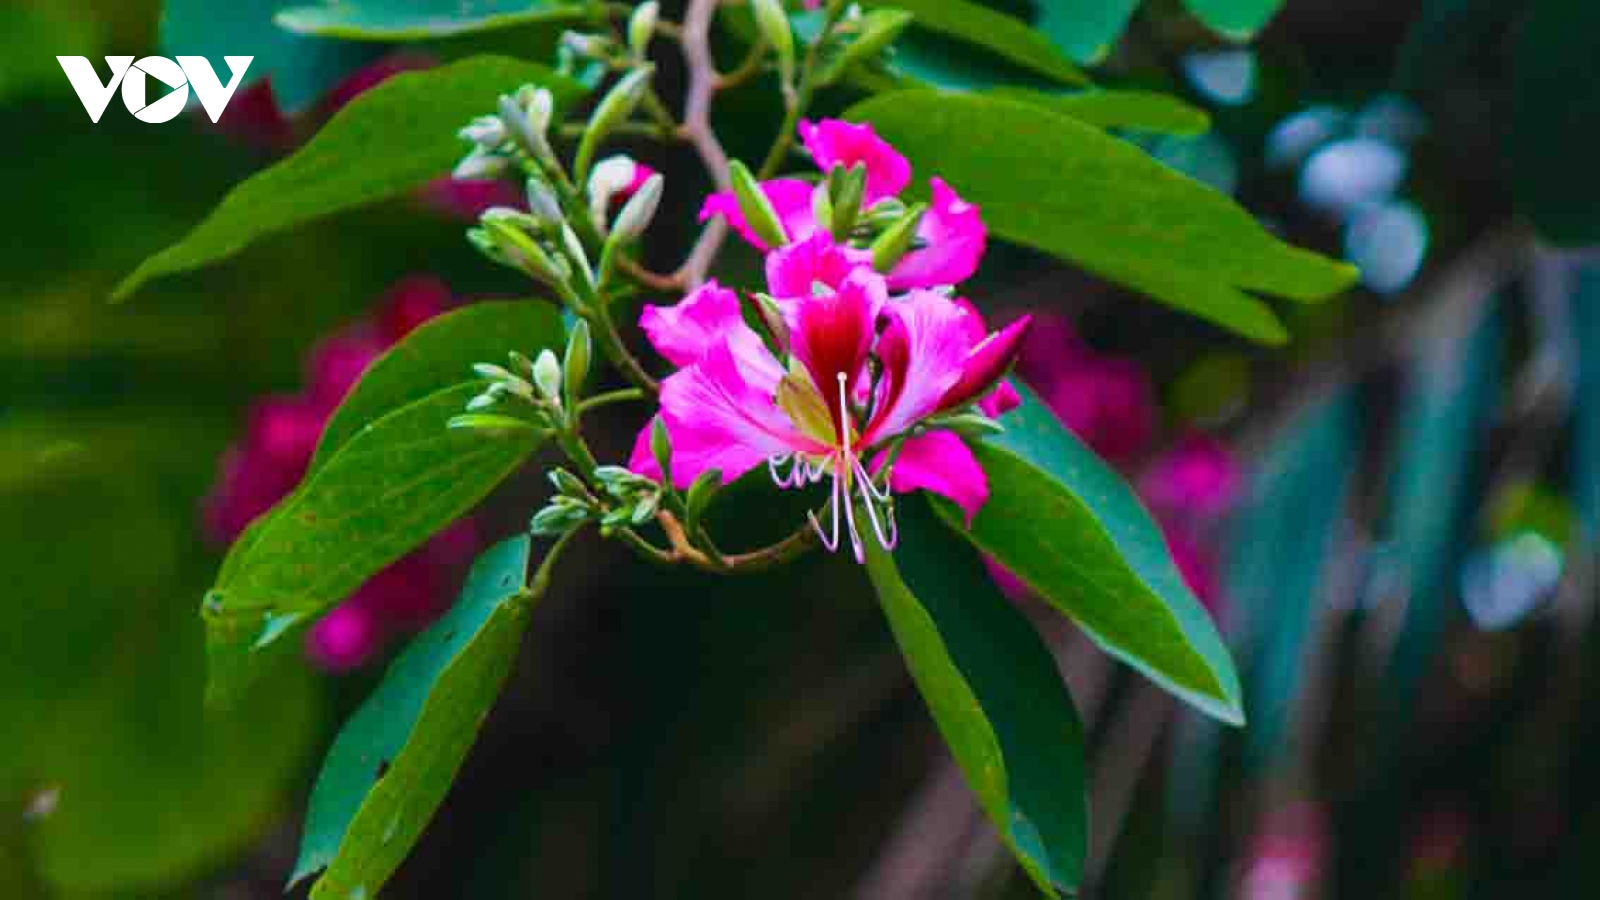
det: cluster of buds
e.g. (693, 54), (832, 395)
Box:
(532, 465), (663, 537)
(451, 320), (592, 436)
(727, 158), (926, 271)
(806, 3), (913, 88)
(455, 83), (558, 180)
(468, 191), (597, 299)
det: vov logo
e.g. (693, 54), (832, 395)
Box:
(57, 56), (254, 124)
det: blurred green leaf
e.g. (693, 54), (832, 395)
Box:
(1509, 0), (1600, 246)
(204, 382), (542, 703)
(0, 443), (319, 894)
(848, 92), (1356, 343)
(115, 56), (584, 300)
(940, 382), (1245, 725)
(1395, 0), (1531, 90)
(864, 0), (1087, 86)
(1035, 0), (1139, 64)
(276, 0), (591, 41)
(1225, 390), (1356, 769)
(162, 0), (386, 112)
(0, 6), (101, 102)
(314, 300), (563, 468)
(293, 535), (544, 898)
(863, 494), (1087, 897)
(1181, 0), (1283, 39)
(991, 87), (1211, 136)
(1572, 266), (1600, 538)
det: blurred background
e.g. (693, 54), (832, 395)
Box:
(4, 0), (1598, 896)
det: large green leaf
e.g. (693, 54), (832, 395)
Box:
(1181, 0), (1284, 39)
(277, 0), (591, 41)
(1035, 0), (1140, 64)
(115, 56), (583, 300)
(1509, 0), (1600, 246)
(162, 0), (385, 112)
(0, 439), (320, 894)
(204, 382), (542, 702)
(937, 382), (1244, 725)
(314, 300), (563, 469)
(848, 92), (1356, 343)
(292, 535), (549, 898)
(992, 87), (1210, 136)
(864, 495), (1087, 897)
(0, 6), (101, 102)
(864, 0), (1086, 86)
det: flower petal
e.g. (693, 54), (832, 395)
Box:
(790, 267), (881, 411)
(888, 178), (987, 290)
(765, 231), (876, 302)
(881, 431), (989, 524)
(699, 178), (818, 251)
(866, 290), (973, 442)
(639, 280), (743, 366)
(799, 118), (912, 203)
(653, 336), (821, 488)
(939, 315), (1031, 413)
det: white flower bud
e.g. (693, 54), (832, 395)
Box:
(587, 155), (638, 232)
(458, 115), (507, 148)
(453, 147), (509, 180)
(525, 177), (564, 224)
(610, 173), (664, 243)
(628, 2), (660, 57)
(533, 349), (563, 405)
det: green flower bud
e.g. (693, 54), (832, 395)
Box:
(751, 0), (796, 90)
(728, 159), (789, 249)
(628, 2), (659, 56)
(610, 173), (664, 243)
(816, 8), (913, 87)
(548, 467), (587, 497)
(447, 413), (542, 436)
(525, 177), (563, 224)
(829, 162), (867, 240)
(869, 202), (927, 273)
(532, 349), (563, 406)
(498, 90), (556, 170)
(683, 469), (722, 533)
(650, 417), (673, 487)
(575, 67), (653, 181)
(563, 319), (592, 409)
(478, 210), (564, 283)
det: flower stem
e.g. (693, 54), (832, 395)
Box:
(756, 0), (845, 179)
(577, 386), (647, 414)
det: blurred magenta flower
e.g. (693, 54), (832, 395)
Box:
(1238, 801), (1327, 900)
(1018, 315), (1156, 467)
(204, 275), (479, 671)
(1141, 433), (1245, 522)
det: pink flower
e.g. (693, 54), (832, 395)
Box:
(630, 250), (1027, 560)
(1040, 354), (1156, 466)
(1140, 434), (1244, 522)
(699, 119), (987, 291)
(307, 603), (380, 671)
(799, 118), (911, 203)
(1238, 802), (1327, 900)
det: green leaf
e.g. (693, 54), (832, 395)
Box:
(939, 382), (1244, 725)
(1181, 0), (1284, 40)
(1509, 0), (1600, 246)
(162, 0), (385, 112)
(1035, 0), (1140, 64)
(292, 535), (547, 898)
(0, 6), (101, 102)
(864, 495), (1087, 897)
(0, 444), (320, 893)
(314, 300), (563, 469)
(848, 92), (1357, 343)
(277, 0), (592, 41)
(992, 87), (1211, 136)
(204, 382), (542, 703)
(114, 56), (584, 300)
(863, 0), (1087, 86)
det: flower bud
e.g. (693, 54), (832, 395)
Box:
(609, 173), (664, 243)
(811, 181), (833, 234)
(650, 417), (673, 487)
(525, 177), (564, 224)
(628, 2), (659, 56)
(499, 88), (557, 170)
(477, 208), (564, 283)
(817, 8), (913, 86)
(747, 292), (791, 354)
(560, 222), (596, 291)
(531, 500), (592, 536)
(447, 413), (542, 436)
(587, 155), (638, 233)
(532, 349), (563, 405)
(563, 319), (592, 408)
(459, 115), (507, 148)
(683, 469), (722, 532)
(453, 147), (509, 181)
(728, 159), (789, 248)
(751, 0), (796, 90)
(548, 467), (587, 497)
(869, 201), (927, 273)
(829, 162), (867, 239)
(575, 67), (653, 180)
(561, 31), (607, 59)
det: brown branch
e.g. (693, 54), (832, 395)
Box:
(673, 0), (733, 288)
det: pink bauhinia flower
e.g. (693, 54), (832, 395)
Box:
(629, 247), (1027, 561)
(698, 119), (987, 290)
